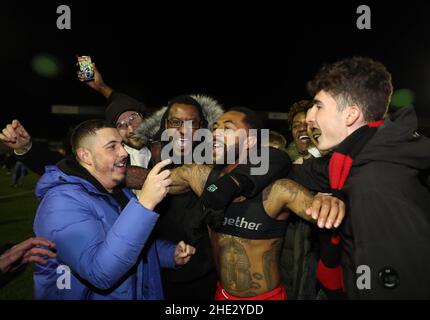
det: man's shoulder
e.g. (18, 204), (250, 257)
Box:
(348, 161), (408, 192)
(40, 182), (95, 204)
(35, 183), (97, 229)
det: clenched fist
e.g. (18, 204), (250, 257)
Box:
(0, 120), (32, 154)
(174, 240), (196, 266)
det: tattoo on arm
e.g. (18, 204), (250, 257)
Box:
(170, 164), (212, 195)
(190, 164), (212, 196)
(270, 179), (315, 222)
(169, 165), (193, 194)
(295, 197), (314, 222)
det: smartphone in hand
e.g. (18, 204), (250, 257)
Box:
(77, 55), (95, 81)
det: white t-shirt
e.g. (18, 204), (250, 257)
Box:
(124, 145), (152, 168)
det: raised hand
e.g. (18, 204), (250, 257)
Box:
(77, 62), (113, 98)
(0, 120), (32, 154)
(138, 159), (172, 210)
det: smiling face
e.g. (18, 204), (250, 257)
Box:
(116, 111), (144, 149)
(211, 111), (253, 164)
(77, 127), (129, 192)
(306, 90), (349, 151)
(291, 112), (312, 154)
(165, 103), (202, 156)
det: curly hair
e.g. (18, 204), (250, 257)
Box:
(287, 100), (312, 128)
(269, 131), (287, 151)
(307, 57), (393, 122)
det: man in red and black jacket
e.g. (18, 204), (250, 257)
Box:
(289, 56), (430, 299)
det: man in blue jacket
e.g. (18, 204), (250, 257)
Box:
(33, 119), (195, 300)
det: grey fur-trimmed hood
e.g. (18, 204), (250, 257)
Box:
(135, 94), (224, 145)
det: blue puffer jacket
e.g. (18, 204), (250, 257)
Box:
(33, 165), (176, 300)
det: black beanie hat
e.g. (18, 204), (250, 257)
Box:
(105, 92), (147, 125)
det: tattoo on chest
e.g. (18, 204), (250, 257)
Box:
(219, 237), (261, 294)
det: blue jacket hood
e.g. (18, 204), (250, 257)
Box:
(36, 165), (105, 200)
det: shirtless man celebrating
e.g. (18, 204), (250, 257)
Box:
(167, 107), (344, 300)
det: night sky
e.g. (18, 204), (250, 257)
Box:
(2, 1), (430, 139)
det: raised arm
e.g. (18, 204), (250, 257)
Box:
(77, 63), (113, 99)
(0, 120), (63, 175)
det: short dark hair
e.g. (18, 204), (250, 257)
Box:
(307, 56), (393, 122)
(71, 119), (115, 156)
(269, 131), (287, 150)
(228, 106), (264, 130)
(287, 100), (312, 128)
(228, 106), (264, 150)
(154, 95), (209, 141)
(167, 95), (206, 125)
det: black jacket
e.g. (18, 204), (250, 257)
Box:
(15, 141), (63, 176)
(289, 107), (430, 299)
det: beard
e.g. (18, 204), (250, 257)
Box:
(124, 136), (145, 150)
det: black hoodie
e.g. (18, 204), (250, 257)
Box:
(57, 156), (130, 209)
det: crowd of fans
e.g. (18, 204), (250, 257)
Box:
(1, 56), (429, 300)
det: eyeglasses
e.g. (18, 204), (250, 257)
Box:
(116, 113), (142, 131)
(167, 118), (201, 129)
